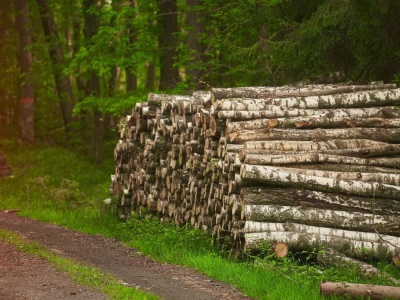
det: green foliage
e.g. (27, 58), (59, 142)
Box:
(175, 0), (400, 86)
(65, 1), (158, 84)
(72, 90), (148, 116)
(264, 0), (400, 84)
(6, 0), (400, 152)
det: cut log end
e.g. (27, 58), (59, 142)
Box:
(273, 242), (289, 258)
(267, 119), (279, 127)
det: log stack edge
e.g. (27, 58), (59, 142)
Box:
(111, 83), (400, 259)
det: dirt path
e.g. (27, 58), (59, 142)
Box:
(0, 211), (252, 300)
(0, 240), (109, 300)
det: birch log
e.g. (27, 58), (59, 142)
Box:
(240, 164), (400, 198)
(228, 128), (400, 144)
(215, 89), (400, 110)
(243, 222), (400, 257)
(239, 151), (400, 169)
(211, 83), (397, 100)
(218, 106), (400, 120)
(243, 205), (400, 235)
(295, 117), (400, 129)
(226, 110), (400, 132)
(240, 187), (400, 215)
(227, 116), (400, 131)
(317, 248), (400, 284)
(320, 282), (400, 299)
(242, 139), (389, 151)
(238, 160), (400, 184)
(218, 108), (327, 120)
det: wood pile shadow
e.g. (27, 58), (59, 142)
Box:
(111, 83), (400, 259)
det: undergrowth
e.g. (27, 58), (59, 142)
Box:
(0, 138), (399, 300)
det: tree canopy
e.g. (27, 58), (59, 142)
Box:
(2, 0), (400, 160)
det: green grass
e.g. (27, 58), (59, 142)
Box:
(0, 229), (158, 300)
(1, 138), (399, 300)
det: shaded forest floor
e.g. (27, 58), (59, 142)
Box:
(0, 210), (251, 300)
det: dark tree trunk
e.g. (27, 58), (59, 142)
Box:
(36, 0), (75, 141)
(186, 0), (205, 86)
(108, 0), (121, 94)
(14, 0), (34, 146)
(72, 0), (85, 92)
(83, 0), (104, 163)
(126, 0), (137, 92)
(0, 1), (17, 126)
(158, 0), (179, 89)
(146, 61), (155, 90)
(126, 68), (137, 92)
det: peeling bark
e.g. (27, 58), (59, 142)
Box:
(211, 83), (397, 100)
(239, 152), (400, 169)
(259, 160), (400, 184)
(240, 164), (400, 199)
(229, 128), (400, 144)
(218, 106), (400, 120)
(215, 89), (400, 110)
(227, 116), (400, 132)
(242, 139), (388, 151)
(240, 187), (400, 215)
(243, 204), (400, 235)
(244, 222), (400, 257)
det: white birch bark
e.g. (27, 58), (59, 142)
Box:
(192, 90), (212, 106)
(211, 83), (397, 100)
(243, 205), (400, 234)
(240, 187), (400, 215)
(215, 89), (400, 110)
(217, 106), (400, 120)
(229, 128), (400, 144)
(295, 117), (400, 129)
(242, 146), (400, 159)
(226, 116), (400, 132)
(148, 93), (202, 108)
(240, 164), (400, 198)
(243, 139), (387, 151)
(243, 222), (400, 256)
(241, 165), (400, 185)
(240, 152), (400, 170)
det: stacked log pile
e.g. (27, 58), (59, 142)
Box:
(111, 83), (400, 259)
(0, 152), (11, 177)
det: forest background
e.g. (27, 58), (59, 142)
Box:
(1, 0), (400, 162)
